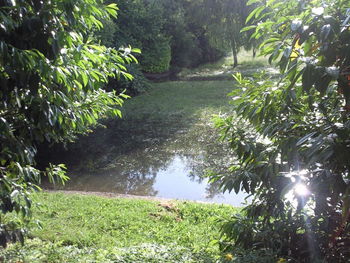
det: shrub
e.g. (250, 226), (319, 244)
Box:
(212, 0), (350, 261)
(106, 64), (150, 96)
(0, 0), (136, 246)
(141, 37), (172, 73)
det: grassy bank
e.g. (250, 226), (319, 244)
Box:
(122, 80), (235, 120)
(1, 192), (238, 262)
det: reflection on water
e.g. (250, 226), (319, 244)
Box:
(44, 115), (248, 206)
(153, 156), (246, 205)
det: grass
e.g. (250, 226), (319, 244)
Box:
(122, 80), (235, 121)
(235, 50), (268, 68)
(177, 50), (269, 81)
(1, 192), (239, 262)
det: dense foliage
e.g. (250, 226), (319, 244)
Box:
(110, 0), (171, 73)
(212, 0), (350, 262)
(94, 0), (258, 76)
(192, 0), (254, 67)
(0, 0), (136, 246)
(163, 0), (226, 69)
(97, 0), (253, 91)
(164, 0), (257, 69)
(95, 15), (149, 96)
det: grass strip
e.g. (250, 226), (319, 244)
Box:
(1, 192), (238, 262)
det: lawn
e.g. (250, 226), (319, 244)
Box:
(0, 192), (239, 262)
(177, 51), (270, 81)
(122, 80), (235, 121)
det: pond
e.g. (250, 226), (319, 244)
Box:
(42, 81), (248, 206)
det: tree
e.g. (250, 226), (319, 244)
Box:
(213, 0), (251, 67)
(161, 0), (201, 69)
(164, 0), (224, 68)
(0, 0), (137, 246)
(195, 0), (253, 67)
(100, 0), (227, 73)
(212, 0), (350, 261)
(108, 0), (171, 73)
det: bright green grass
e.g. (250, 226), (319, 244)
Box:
(235, 50), (268, 68)
(1, 192), (238, 262)
(178, 50), (269, 80)
(122, 80), (235, 121)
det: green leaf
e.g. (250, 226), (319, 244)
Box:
(81, 72), (88, 87)
(240, 25), (257, 33)
(320, 24), (331, 42)
(296, 132), (317, 146)
(246, 6), (262, 23)
(10, 190), (19, 199)
(247, 0), (260, 5)
(302, 65), (315, 93)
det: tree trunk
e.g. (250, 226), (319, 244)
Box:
(233, 50), (238, 68)
(231, 38), (238, 68)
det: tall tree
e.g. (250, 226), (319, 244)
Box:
(0, 0), (137, 246)
(196, 0), (252, 67)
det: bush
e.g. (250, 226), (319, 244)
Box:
(106, 64), (150, 96)
(141, 37), (172, 73)
(212, 0), (350, 261)
(169, 30), (198, 68)
(0, 0), (136, 246)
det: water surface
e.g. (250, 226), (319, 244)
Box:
(44, 81), (248, 206)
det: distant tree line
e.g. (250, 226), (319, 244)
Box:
(104, 0), (225, 73)
(99, 0), (254, 94)
(102, 0), (256, 72)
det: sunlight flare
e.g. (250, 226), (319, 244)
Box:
(294, 183), (309, 196)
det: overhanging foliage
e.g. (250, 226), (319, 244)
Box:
(0, 0), (138, 246)
(212, 0), (350, 261)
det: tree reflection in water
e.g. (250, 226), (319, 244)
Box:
(44, 115), (246, 205)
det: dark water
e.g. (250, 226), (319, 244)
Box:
(45, 115), (248, 206)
